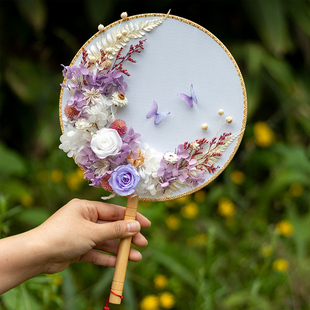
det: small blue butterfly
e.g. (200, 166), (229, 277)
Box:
(146, 101), (171, 125)
(177, 84), (198, 108)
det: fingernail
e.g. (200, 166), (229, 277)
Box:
(127, 221), (141, 233)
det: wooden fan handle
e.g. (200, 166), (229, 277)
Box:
(109, 196), (139, 304)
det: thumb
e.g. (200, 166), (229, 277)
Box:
(90, 220), (141, 244)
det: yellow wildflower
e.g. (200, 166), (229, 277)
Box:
(276, 220), (293, 237)
(273, 258), (289, 273)
(230, 170), (245, 185)
(20, 194), (34, 207)
(218, 198), (236, 217)
(175, 196), (191, 205)
(194, 190), (206, 202)
(51, 169), (63, 183)
(254, 122), (275, 147)
(140, 295), (159, 310)
(196, 233), (207, 244)
(166, 214), (180, 230)
(154, 275), (168, 289)
(54, 275), (63, 286)
(66, 169), (85, 191)
(159, 292), (175, 309)
(181, 202), (199, 219)
(289, 183), (304, 197)
(187, 233), (207, 247)
(37, 170), (49, 182)
(165, 200), (176, 208)
(260, 244), (273, 257)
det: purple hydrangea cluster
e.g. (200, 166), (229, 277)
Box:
(108, 127), (141, 166)
(157, 144), (205, 192)
(61, 64), (127, 114)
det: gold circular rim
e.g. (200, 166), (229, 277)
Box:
(59, 13), (247, 202)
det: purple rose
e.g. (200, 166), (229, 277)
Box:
(108, 164), (140, 196)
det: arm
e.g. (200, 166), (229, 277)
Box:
(0, 198), (150, 295)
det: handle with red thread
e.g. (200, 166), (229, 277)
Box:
(108, 196), (139, 304)
(103, 290), (123, 309)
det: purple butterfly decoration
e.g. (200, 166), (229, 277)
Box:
(177, 84), (198, 108)
(146, 101), (171, 125)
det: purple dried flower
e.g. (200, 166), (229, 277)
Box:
(176, 144), (189, 159)
(86, 69), (106, 93)
(83, 168), (102, 188)
(102, 70), (128, 95)
(61, 64), (89, 80)
(122, 127), (141, 148)
(77, 144), (99, 169)
(67, 90), (87, 112)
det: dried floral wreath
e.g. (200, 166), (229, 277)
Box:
(59, 11), (242, 200)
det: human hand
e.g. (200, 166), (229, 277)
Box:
(34, 198), (151, 274)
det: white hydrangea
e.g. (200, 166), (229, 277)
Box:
(83, 101), (110, 127)
(75, 118), (93, 131)
(135, 143), (163, 197)
(59, 125), (91, 158)
(62, 114), (76, 128)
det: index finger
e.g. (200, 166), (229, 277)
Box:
(81, 199), (151, 228)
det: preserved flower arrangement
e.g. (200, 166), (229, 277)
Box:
(59, 11), (244, 200)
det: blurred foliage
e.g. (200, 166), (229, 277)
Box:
(0, 0), (309, 309)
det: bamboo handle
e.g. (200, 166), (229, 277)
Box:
(109, 195), (139, 304)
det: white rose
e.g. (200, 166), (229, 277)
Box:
(90, 128), (122, 159)
(164, 152), (178, 164)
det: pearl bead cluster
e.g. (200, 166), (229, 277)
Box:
(201, 109), (233, 131)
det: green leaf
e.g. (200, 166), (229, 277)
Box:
(62, 268), (79, 309)
(287, 204), (310, 260)
(13, 0), (46, 32)
(0, 142), (26, 177)
(152, 250), (198, 289)
(242, 0), (293, 55)
(4, 59), (44, 104)
(85, 0), (114, 28)
(1, 284), (41, 310)
(262, 54), (295, 92)
(90, 268), (114, 299)
(222, 290), (273, 309)
(286, 0), (310, 36)
(123, 276), (137, 310)
(15, 208), (50, 227)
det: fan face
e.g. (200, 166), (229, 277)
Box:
(59, 13), (247, 201)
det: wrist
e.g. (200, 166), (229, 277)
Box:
(0, 229), (47, 294)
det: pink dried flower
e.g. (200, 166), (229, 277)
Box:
(110, 119), (127, 136)
(64, 104), (79, 120)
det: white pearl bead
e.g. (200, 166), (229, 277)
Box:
(226, 116), (233, 124)
(201, 123), (208, 130)
(98, 24), (105, 32)
(121, 12), (128, 19)
(218, 109), (224, 115)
